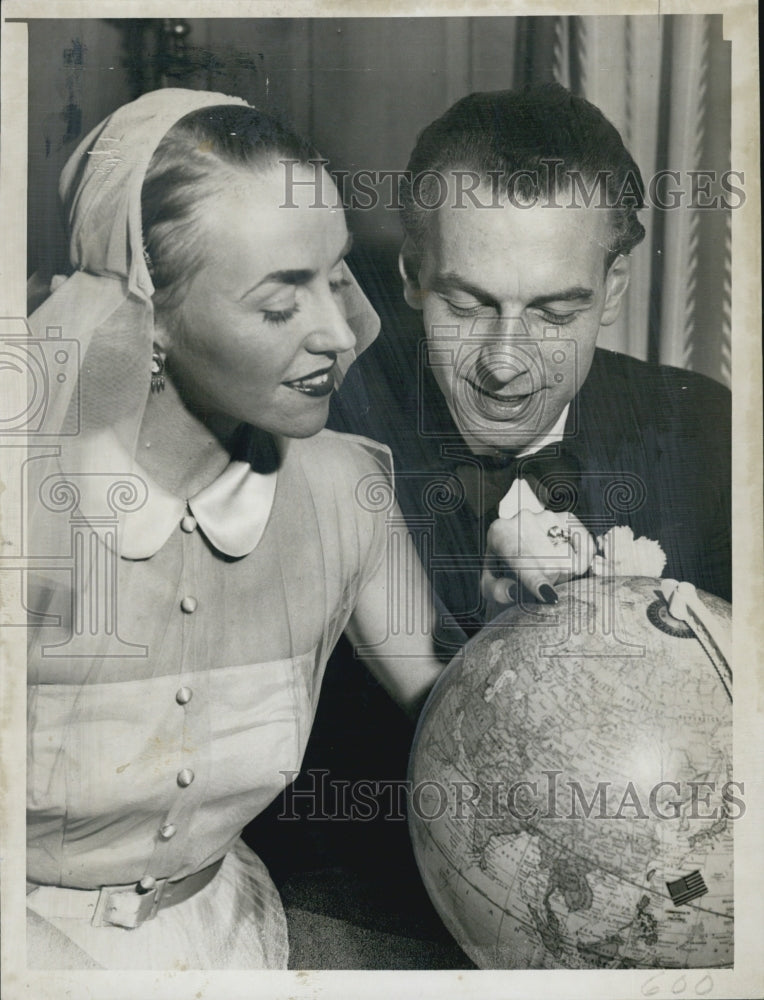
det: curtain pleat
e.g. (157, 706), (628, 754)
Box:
(657, 16), (711, 371)
(529, 14), (729, 385)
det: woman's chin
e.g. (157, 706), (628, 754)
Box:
(271, 409), (330, 440)
(283, 423), (327, 439)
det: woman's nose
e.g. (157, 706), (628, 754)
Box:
(305, 287), (357, 355)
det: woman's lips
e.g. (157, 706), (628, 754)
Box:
(282, 366), (336, 397)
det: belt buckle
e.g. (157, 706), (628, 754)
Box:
(92, 878), (168, 929)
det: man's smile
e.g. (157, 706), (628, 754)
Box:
(461, 376), (541, 419)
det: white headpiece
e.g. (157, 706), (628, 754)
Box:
(26, 88), (380, 560)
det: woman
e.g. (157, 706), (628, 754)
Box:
(25, 88), (442, 970)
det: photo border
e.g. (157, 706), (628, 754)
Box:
(1, 3), (761, 998)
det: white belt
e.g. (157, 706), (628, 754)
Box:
(26, 857), (224, 929)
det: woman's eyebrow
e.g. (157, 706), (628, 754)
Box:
(240, 233), (354, 299)
(248, 268), (314, 293)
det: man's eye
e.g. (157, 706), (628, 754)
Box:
(443, 298), (487, 317)
(536, 309), (578, 327)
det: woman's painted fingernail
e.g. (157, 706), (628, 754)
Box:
(539, 584), (558, 605)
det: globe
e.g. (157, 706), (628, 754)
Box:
(409, 576), (733, 969)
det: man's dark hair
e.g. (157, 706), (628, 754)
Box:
(401, 83), (645, 277)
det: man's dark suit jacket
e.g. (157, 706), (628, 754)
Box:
(331, 338), (731, 640)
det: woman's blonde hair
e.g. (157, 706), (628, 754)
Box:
(141, 104), (320, 314)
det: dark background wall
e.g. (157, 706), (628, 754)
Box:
(27, 17), (541, 275)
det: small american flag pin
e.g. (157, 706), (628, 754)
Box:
(666, 871), (708, 906)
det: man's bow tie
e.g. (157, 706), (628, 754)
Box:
(452, 443), (582, 518)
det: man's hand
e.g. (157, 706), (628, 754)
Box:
(481, 509), (597, 610)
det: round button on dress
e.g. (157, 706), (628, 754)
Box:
(159, 823), (177, 840)
(175, 686), (193, 705)
(177, 768), (195, 788)
(180, 515), (197, 533)
(180, 596), (198, 614)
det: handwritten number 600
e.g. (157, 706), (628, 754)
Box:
(641, 973), (714, 997)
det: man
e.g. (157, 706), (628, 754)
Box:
(269, 83), (730, 967)
(332, 83), (731, 651)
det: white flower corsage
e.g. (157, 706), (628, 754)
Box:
(591, 525), (667, 578)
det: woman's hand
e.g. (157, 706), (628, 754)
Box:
(481, 509), (597, 612)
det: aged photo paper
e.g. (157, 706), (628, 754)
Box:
(1, 2), (762, 999)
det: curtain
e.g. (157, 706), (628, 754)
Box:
(532, 15), (731, 386)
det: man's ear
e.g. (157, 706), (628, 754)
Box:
(599, 254), (631, 326)
(398, 239), (424, 311)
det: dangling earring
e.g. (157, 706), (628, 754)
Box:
(151, 350), (166, 393)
